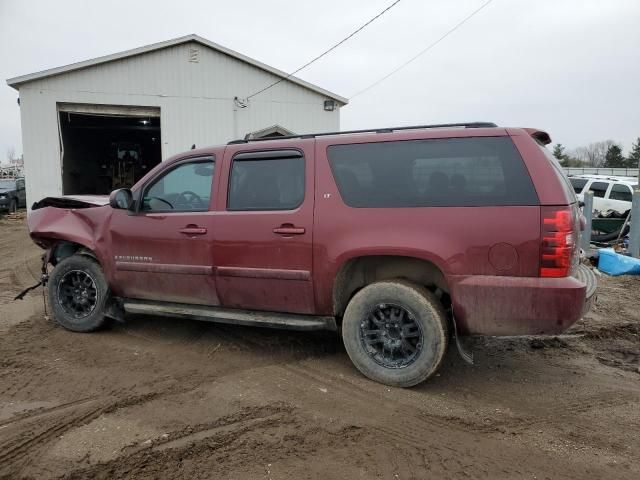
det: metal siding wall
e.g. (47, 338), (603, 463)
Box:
(19, 90), (63, 203)
(18, 42), (341, 204)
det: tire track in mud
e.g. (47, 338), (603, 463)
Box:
(0, 392), (161, 477)
(0, 404), (106, 469)
(0, 232), (41, 304)
(0, 271), (20, 303)
(0, 397), (97, 428)
(278, 362), (473, 435)
(269, 362), (638, 479)
(58, 402), (363, 480)
(124, 402), (294, 456)
(277, 361), (639, 451)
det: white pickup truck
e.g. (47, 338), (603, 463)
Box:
(569, 175), (637, 215)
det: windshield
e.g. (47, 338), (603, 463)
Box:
(0, 180), (16, 189)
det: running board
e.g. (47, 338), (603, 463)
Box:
(123, 300), (337, 331)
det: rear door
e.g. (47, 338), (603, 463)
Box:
(213, 142), (315, 314)
(587, 181), (610, 213)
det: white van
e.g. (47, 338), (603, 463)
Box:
(569, 175), (637, 215)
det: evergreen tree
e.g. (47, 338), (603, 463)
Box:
(603, 144), (626, 168)
(552, 143), (567, 161)
(626, 137), (640, 168)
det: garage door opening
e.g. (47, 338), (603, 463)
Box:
(58, 105), (161, 195)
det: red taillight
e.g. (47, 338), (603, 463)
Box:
(540, 206), (576, 278)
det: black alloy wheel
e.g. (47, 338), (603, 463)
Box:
(56, 269), (99, 319)
(360, 303), (423, 369)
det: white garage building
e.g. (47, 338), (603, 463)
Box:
(6, 34), (347, 203)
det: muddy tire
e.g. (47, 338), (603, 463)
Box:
(48, 255), (109, 332)
(342, 280), (449, 387)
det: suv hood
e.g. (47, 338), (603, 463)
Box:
(32, 195), (110, 210)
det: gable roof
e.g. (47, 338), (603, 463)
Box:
(245, 124), (296, 140)
(6, 34), (348, 104)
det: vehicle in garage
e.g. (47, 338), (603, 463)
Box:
(26, 122), (597, 387)
(58, 110), (161, 196)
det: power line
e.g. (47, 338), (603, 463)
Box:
(246, 0), (403, 100)
(350, 0), (494, 99)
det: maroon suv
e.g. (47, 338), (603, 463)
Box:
(28, 122), (596, 387)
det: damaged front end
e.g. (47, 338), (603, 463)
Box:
(21, 194), (124, 321)
(27, 194), (114, 275)
(31, 194), (110, 211)
(28, 195), (110, 250)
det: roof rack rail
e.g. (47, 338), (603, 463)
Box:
(227, 122), (497, 145)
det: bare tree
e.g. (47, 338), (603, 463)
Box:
(5, 147), (16, 165)
(570, 140), (616, 167)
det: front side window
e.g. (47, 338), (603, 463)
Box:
(228, 152), (305, 211)
(327, 137), (538, 207)
(609, 183), (633, 202)
(142, 159), (214, 212)
(588, 182), (608, 198)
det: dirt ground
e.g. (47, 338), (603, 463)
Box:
(1, 214), (639, 480)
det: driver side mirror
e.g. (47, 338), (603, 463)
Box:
(109, 188), (134, 210)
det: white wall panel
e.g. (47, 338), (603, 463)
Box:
(18, 42), (341, 205)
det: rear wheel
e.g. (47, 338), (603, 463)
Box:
(342, 280), (449, 387)
(48, 255), (109, 332)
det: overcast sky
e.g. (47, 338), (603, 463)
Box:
(1, 0), (639, 160)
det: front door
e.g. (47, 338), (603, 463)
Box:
(109, 156), (219, 305)
(213, 143), (315, 314)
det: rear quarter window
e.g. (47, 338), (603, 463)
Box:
(609, 183), (633, 202)
(327, 136), (538, 207)
(569, 178), (588, 194)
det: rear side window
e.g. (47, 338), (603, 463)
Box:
(589, 182), (608, 198)
(569, 178), (588, 194)
(228, 152), (305, 211)
(327, 137), (538, 207)
(609, 183), (633, 202)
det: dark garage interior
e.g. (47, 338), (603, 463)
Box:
(59, 111), (162, 195)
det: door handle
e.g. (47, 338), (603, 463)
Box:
(273, 226), (305, 235)
(179, 226), (207, 235)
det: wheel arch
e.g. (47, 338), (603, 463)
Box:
(49, 240), (101, 267)
(332, 254), (450, 317)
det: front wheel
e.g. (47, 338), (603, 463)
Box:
(9, 199), (17, 214)
(48, 254), (110, 332)
(342, 280), (449, 387)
